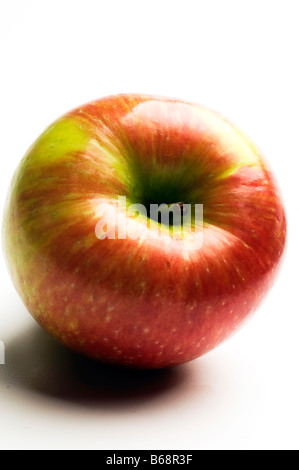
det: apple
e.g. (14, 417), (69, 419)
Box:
(3, 94), (286, 368)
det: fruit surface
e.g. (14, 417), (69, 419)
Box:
(3, 94), (287, 368)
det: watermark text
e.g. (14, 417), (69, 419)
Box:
(95, 197), (203, 251)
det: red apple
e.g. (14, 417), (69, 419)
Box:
(3, 94), (286, 368)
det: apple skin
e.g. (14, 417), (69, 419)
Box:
(3, 94), (286, 368)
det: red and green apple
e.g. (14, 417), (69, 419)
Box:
(3, 94), (287, 368)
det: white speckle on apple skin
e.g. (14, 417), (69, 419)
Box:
(68, 321), (78, 332)
(65, 306), (71, 316)
(139, 281), (146, 293)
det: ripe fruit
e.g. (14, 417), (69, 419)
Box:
(3, 94), (286, 368)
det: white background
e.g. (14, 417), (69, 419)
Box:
(0, 0), (298, 450)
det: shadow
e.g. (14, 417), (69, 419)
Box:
(1, 322), (192, 409)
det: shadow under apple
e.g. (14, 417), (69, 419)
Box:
(1, 320), (192, 408)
